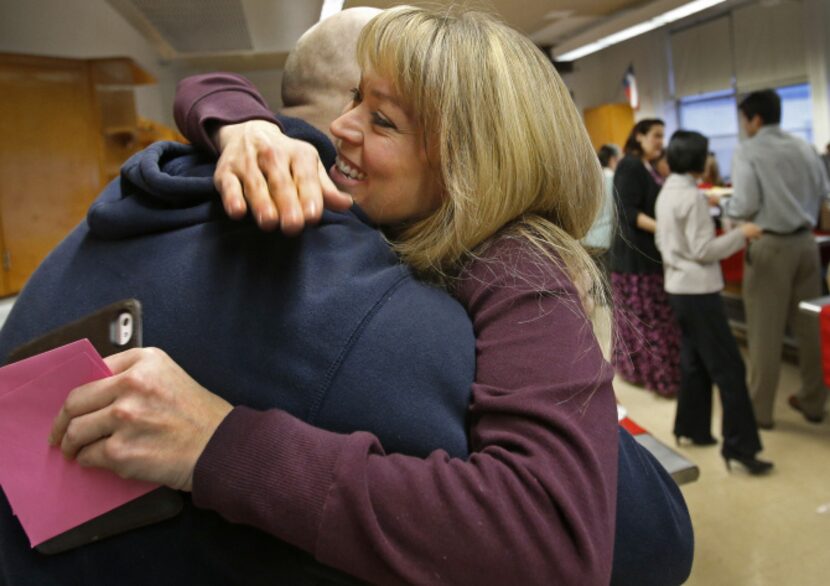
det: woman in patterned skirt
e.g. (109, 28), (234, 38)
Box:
(610, 119), (681, 397)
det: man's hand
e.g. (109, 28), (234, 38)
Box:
(48, 348), (233, 491)
(214, 120), (353, 235)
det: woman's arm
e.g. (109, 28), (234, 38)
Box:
(614, 157), (648, 231)
(197, 245), (618, 585)
(636, 212), (656, 233)
(52, 243), (618, 586)
(173, 74), (351, 233)
(685, 193), (750, 263)
(174, 73), (276, 155)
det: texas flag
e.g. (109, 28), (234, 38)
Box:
(623, 65), (639, 111)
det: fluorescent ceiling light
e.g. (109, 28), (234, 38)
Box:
(556, 0), (726, 61)
(319, 0), (344, 22)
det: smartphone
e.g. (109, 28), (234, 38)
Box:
(6, 299), (183, 555)
(7, 299), (143, 363)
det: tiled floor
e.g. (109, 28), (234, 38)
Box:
(615, 353), (830, 586)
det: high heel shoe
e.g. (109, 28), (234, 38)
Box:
(675, 434), (718, 447)
(722, 451), (773, 475)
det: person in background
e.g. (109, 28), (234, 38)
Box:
(821, 142), (830, 181)
(655, 130), (772, 475)
(701, 152), (723, 187)
(711, 89), (830, 428)
(653, 150), (670, 183)
(610, 119), (682, 397)
(583, 144), (620, 277)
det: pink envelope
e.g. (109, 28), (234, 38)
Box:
(0, 338), (103, 397)
(0, 341), (158, 547)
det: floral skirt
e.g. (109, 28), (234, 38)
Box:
(611, 272), (681, 397)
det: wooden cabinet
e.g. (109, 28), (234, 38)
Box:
(91, 57), (157, 183)
(584, 102), (635, 151)
(0, 54), (156, 297)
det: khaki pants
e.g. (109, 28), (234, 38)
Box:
(743, 231), (828, 424)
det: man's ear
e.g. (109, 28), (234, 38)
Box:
(751, 114), (764, 130)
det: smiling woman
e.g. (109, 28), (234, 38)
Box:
(50, 6), (633, 585)
(329, 74), (443, 225)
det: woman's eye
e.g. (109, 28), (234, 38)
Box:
(350, 87), (362, 104)
(372, 112), (396, 129)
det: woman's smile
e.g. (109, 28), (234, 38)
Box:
(332, 154), (367, 183)
(328, 71), (442, 224)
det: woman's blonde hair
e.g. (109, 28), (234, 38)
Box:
(357, 6), (607, 309)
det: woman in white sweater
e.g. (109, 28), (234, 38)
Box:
(655, 130), (772, 475)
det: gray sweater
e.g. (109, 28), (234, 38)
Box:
(656, 173), (746, 294)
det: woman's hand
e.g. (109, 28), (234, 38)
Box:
(635, 212), (657, 234)
(48, 348), (233, 492)
(740, 222), (763, 241)
(214, 120), (353, 235)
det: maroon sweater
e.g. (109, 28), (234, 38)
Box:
(180, 75), (619, 585)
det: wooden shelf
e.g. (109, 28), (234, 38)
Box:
(0, 53), (156, 295)
(89, 57), (156, 86)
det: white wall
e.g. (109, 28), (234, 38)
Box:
(0, 0), (287, 125)
(563, 28), (678, 135)
(235, 69), (285, 111)
(562, 0), (830, 151)
(804, 0), (830, 150)
(0, 0), (177, 124)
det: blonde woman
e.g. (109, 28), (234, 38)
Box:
(53, 8), (622, 584)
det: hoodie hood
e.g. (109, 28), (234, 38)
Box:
(88, 141), (227, 240)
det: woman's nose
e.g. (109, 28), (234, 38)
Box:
(330, 108), (363, 145)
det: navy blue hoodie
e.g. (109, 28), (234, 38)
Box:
(0, 126), (474, 585)
(0, 118), (692, 586)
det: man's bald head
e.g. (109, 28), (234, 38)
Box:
(281, 7), (381, 135)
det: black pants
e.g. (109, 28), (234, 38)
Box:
(668, 293), (762, 458)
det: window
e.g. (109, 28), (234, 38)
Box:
(677, 83), (814, 181)
(778, 83), (813, 144)
(678, 90), (739, 179)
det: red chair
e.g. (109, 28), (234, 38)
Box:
(819, 305), (830, 387)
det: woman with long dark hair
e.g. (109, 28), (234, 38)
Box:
(610, 119), (681, 397)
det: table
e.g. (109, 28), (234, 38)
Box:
(618, 405), (699, 485)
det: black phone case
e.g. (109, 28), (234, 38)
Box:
(7, 299), (144, 364)
(5, 299), (183, 555)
